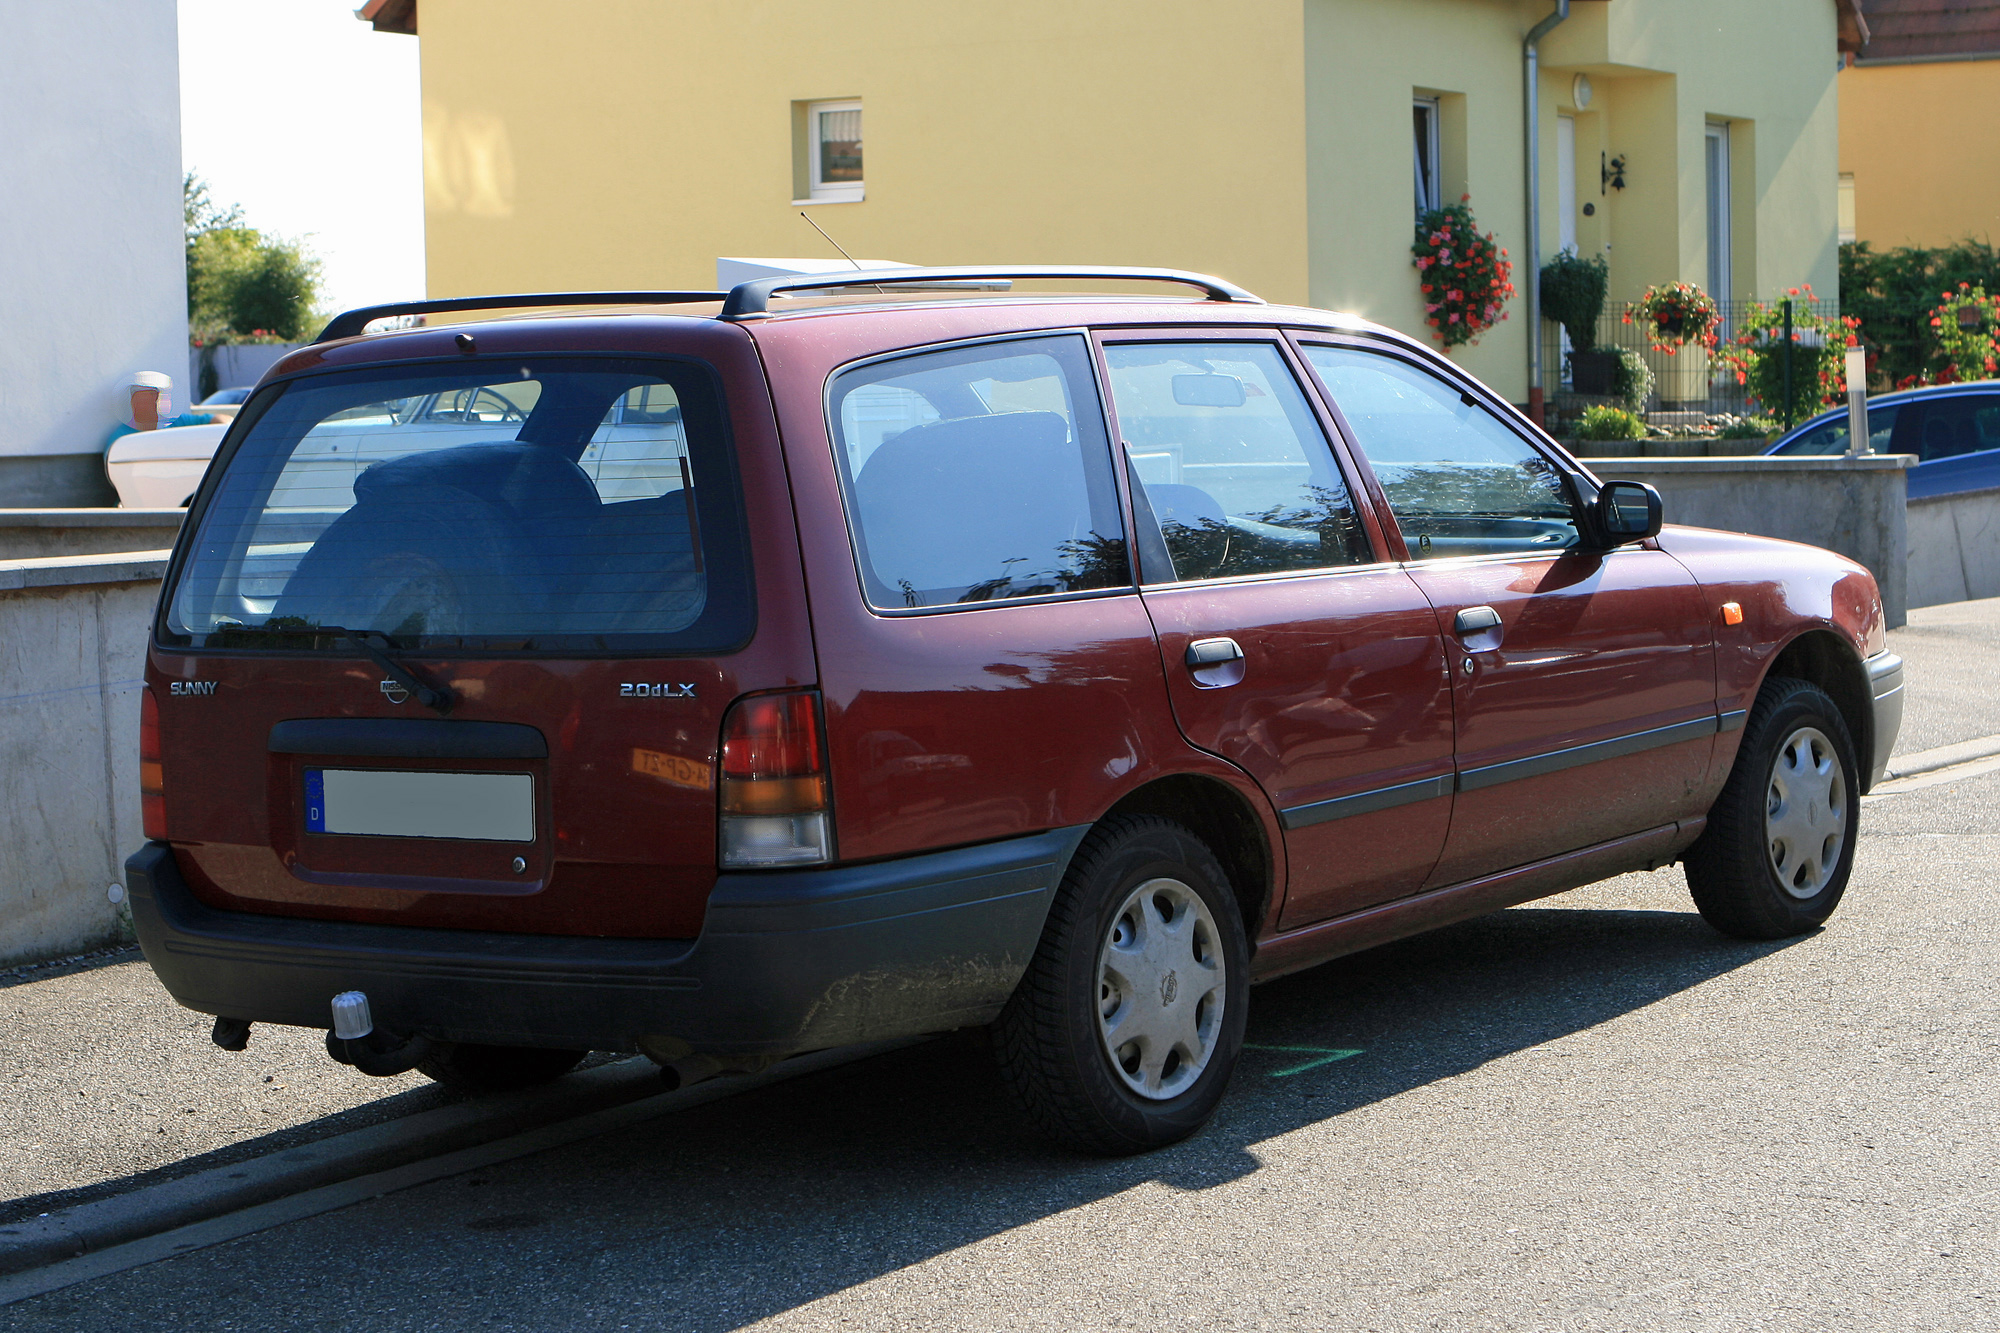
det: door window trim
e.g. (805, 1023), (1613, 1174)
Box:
(1089, 327), (1397, 589)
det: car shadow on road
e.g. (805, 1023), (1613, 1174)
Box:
(253, 903), (1806, 1332)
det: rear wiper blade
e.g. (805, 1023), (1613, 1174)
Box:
(208, 622), (455, 715)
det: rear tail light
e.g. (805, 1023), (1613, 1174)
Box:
(140, 686), (166, 840)
(718, 689), (831, 868)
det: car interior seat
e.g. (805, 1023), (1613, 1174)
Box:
(853, 410), (1093, 602)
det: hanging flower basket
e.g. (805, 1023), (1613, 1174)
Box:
(1625, 282), (1721, 354)
(1411, 196), (1515, 349)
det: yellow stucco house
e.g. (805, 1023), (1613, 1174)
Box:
(1838, 0), (2000, 248)
(366, 0), (1846, 408)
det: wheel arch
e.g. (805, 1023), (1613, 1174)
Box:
(1763, 628), (1874, 791)
(1098, 773), (1277, 945)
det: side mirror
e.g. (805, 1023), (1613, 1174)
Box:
(1593, 480), (1663, 546)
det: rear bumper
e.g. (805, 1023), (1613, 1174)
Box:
(1867, 650), (1904, 789)
(127, 826), (1086, 1057)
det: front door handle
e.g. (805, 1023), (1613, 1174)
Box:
(1454, 606), (1501, 637)
(1186, 637), (1245, 668)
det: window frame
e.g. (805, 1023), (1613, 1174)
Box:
(805, 98), (864, 204)
(1093, 327), (1394, 588)
(821, 328), (1138, 617)
(1413, 97), (1442, 216)
(1287, 330), (1600, 568)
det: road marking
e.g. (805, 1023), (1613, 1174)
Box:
(1245, 1044), (1364, 1077)
(0, 1039), (917, 1308)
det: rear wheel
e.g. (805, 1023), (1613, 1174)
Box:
(416, 1043), (588, 1095)
(993, 815), (1249, 1154)
(1685, 676), (1860, 939)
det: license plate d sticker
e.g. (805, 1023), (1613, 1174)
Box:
(304, 769), (535, 842)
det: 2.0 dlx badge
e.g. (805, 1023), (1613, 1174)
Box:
(620, 683), (697, 698)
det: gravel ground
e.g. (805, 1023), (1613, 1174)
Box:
(0, 950), (449, 1223)
(8, 764), (1998, 1331)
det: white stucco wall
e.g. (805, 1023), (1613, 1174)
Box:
(0, 0), (186, 477)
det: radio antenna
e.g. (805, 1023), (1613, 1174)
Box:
(799, 211), (864, 268)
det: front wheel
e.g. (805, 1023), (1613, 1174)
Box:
(993, 815), (1250, 1154)
(1684, 676), (1860, 939)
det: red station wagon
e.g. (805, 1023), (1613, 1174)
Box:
(128, 267), (1905, 1153)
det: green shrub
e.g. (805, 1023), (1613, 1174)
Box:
(1718, 415), (1779, 439)
(1574, 405), (1647, 441)
(1609, 347), (1654, 413)
(1842, 239), (2000, 387)
(1540, 249), (1609, 352)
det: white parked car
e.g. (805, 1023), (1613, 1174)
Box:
(105, 383), (687, 508)
(106, 422), (231, 508)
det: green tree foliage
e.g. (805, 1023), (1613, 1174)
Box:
(183, 172), (322, 346)
(1841, 239), (2000, 387)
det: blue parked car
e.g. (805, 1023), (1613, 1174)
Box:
(1765, 381), (2000, 500)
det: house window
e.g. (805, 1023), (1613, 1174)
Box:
(807, 100), (863, 203)
(1706, 121), (1732, 302)
(1413, 97), (1441, 215)
(1838, 172), (1857, 244)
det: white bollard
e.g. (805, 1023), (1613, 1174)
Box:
(1846, 345), (1871, 455)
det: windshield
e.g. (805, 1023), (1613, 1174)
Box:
(163, 356), (751, 654)
(1770, 404), (1900, 456)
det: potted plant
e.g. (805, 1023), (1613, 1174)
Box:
(1412, 195), (1516, 349)
(1627, 281), (1722, 351)
(1540, 249), (1615, 393)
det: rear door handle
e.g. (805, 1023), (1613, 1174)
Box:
(1185, 637), (1245, 668)
(1453, 606), (1502, 637)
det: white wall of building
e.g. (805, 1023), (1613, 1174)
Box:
(0, 0), (187, 504)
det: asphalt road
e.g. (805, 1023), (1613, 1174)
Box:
(5, 600), (1999, 1328)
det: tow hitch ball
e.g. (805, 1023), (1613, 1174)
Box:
(323, 990), (434, 1077)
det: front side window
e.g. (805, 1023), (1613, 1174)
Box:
(1103, 341), (1372, 583)
(1909, 395), (2000, 461)
(1304, 344), (1579, 559)
(807, 99), (863, 202)
(828, 336), (1129, 609)
(1770, 404), (1900, 457)
(165, 357), (750, 653)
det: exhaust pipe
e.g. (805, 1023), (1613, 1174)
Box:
(323, 990), (434, 1077)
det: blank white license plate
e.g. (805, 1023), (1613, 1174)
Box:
(304, 769), (535, 843)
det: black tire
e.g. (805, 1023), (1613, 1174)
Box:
(993, 815), (1250, 1155)
(415, 1043), (588, 1095)
(1684, 676), (1860, 939)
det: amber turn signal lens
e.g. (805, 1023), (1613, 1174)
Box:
(1721, 602), (1744, 626)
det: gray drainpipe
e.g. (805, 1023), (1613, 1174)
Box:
(1524, 0), (1570, 428)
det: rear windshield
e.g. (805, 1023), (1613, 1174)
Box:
(163, 356), (752, 654)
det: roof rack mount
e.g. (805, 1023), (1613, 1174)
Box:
(717, 265), (1265, 320)
(314, 291), (727, 344)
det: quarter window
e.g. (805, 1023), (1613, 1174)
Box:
(1103, 342), (1372, 583)
(1303, 345), (1579, 559)
(828, 336), (1129, 609)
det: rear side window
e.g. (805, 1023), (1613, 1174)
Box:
(1103, 341), (1373, 582)
(828, 336), (1130, 609)
(163, 356), (751, 654)
(1906, 395), (2000, 462)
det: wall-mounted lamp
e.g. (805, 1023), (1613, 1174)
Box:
(1572, 74), (1593, 109)
(1602, 153), (1628, 192)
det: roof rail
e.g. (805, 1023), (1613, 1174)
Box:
(717, 265), (1264, 321)
(313, 291), (728, 344)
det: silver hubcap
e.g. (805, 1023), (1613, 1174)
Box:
(1096, 877), (1226, 1100)
(1766, 725), (1847, 899)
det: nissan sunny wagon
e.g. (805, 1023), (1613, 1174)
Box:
(128, 267), (1904, 1153)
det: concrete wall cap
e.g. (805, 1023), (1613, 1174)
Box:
(0, 548), (172, 593)
(1577, 454), (1917, 472)
(0, 508), (186, 528)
